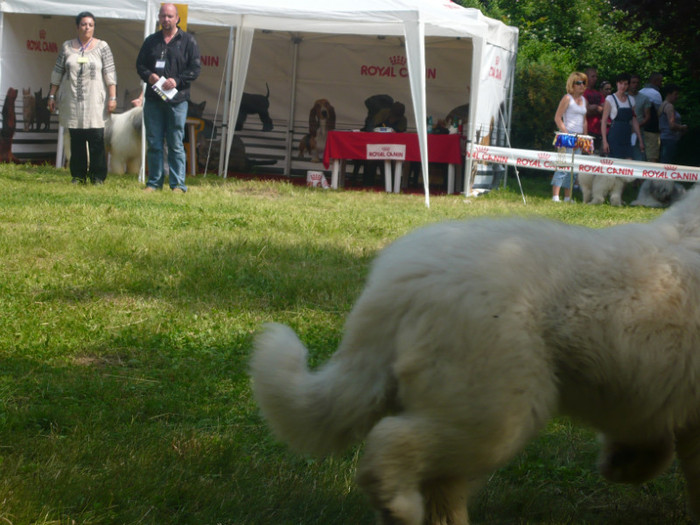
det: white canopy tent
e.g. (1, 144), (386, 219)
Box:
(0, 0), (518, 206)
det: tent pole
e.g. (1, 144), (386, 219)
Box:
(138, 0), (158, 184)
(218, 25), (235, 177)
(223, 24), (254, 177)
(284, 36), (301, 177)
(403, 17), (430, 208)
(502, 36), (518, 190)
(464, 37), (485, 197)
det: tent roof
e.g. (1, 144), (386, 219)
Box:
(1, 0), (517, 50)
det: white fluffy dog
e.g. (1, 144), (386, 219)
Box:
(631, 179), (686, 208)
(105, 106), (143, 175)
(578, 172), (634, 205)
(251, 185), (700, 524)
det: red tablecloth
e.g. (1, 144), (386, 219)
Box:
(323, 131), (464, 169)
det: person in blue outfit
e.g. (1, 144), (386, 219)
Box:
(136, 3), (201, 193)
(658, 84), (688, 164)
(601, 73), (644, 160)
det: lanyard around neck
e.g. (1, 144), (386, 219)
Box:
(78, 37), (92, 55)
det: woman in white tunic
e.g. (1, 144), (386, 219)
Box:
(47, 12), (117, 184)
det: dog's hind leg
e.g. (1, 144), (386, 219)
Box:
(422, 476), (474, 525)
(358, 415), (506, 525)
(608, 177), (628, 207)
(675, 426), (700, 516)
(598, 433), (674, 484)
(357, 416), (428, 525)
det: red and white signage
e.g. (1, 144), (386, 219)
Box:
(367, 143), (407, 161)
(467, 144), (700, 182)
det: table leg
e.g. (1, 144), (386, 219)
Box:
(447, 164), (455, 194)
(393, 161), (403, 193)
(331, 160), (340, 189)
(384, 160), (392, 193)
(188, 123), (196, 176)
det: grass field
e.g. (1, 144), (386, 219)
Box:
(0, 163), (692, 524)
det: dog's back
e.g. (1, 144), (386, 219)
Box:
(252, 187), (700, 522)
(106, 107), (143, 174)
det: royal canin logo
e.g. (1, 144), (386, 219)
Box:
(389, 56), (407, 66)
(664, 165), (677, 170)
(537, 153), (551, 160)
(601, 159), (614, 165)
(475, 146), (489, 153)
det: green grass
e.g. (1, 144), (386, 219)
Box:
(0, 163), (689, 524)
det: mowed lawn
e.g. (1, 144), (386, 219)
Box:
(0, 163), (691, 524)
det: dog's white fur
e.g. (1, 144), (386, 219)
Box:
(578, 172), (634, 205)
(631, 179), (687, 208)
(105, 106), (143, 175)
(62, 106), (143, 174)
(299, 98), (336, 163)
(251, 185), (700, 524)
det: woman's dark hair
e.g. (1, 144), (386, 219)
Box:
(76, 11), (96, 26)
(663, 84), (680, 98)
(615, 73), (631, 83)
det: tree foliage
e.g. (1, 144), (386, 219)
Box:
(454, 0), (697, 163)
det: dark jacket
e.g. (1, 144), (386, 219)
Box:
(136, 28), (201, 104)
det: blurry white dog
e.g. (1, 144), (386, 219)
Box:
(252, 185), (700, 524)
(578, 172), (633, 206)
(631, 179), (686, 208)
(105, 106), (142, 175)
(62, 106), (142, 175)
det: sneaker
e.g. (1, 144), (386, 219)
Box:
(143, 186), (157, 193)
(552, 195), (560, 202)
(172, 187), (186, 193)
(71, 178), (86, 184)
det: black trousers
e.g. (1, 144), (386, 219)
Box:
(69, 128), (107, 183)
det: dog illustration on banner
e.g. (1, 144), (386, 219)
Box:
(235, 84), (274, 132)
(299, 98), (336, 163)
(33, 88), (51, 131)
(252, 183), (700, 524)
(1, 87), (20, 163)
(22, 88), (36, 131)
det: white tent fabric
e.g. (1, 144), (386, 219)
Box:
(1, 0), (518, 206)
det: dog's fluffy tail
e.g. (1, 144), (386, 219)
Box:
(251, 322), (392, 456)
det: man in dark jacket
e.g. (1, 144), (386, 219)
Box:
(136, 3), (201, 192)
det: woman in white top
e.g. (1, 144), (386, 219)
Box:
(47, 12), (117, 184)
(551, 71), (588, 202)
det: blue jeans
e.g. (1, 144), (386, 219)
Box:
(660, 139), (679, 164)
(551, 147), (581, 188)
(143, 98), (188, 191)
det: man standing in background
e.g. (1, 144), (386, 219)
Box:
(583, 67), (604, 154)
(638, 72), (663, 163)
(628, 74), (647, 162)
(136, 3), (201, 193)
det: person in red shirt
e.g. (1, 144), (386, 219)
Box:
(584, 67), (604, 154)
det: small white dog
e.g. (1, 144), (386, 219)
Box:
(578, 172), (633, 206)
(631, 179), (686, 208)
(105, 106), (143, 175)
(252, 185), (700, 524)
